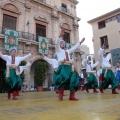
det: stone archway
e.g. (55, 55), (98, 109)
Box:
(0, 58), (6, 93)
(30, 59), (53, 91)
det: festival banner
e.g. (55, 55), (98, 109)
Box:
(38, 37), (48, 54)
(4, 29), (18, 51)
(111, 48), (120, 66)
(66, 43), (74, 59)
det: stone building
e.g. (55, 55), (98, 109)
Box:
(88, 8), (120, 67)
(0, 0), (81, 91)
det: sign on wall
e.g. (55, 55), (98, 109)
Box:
(111, 48), (120, 66)
(4, 29), (18, 51)
(38, 37), (48, 54)
(66, 43), (74, 59)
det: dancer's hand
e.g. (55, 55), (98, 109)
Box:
(41, 53), (45, 57)
(59, 29), (65, 38)
(80, 38), (85, 44)
(31, 50), (37, 55)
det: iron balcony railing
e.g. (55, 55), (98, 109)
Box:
(0, 26), (52, 44)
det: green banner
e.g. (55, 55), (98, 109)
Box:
(38, 37), (48, 54)
(4, 29), (18, 51)
(66, 43), (74, 59)
(111, 48), (120, 66)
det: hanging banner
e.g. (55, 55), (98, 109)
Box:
(111, 48), (120, 66)
(38, 37), (48, 54)
(4, 29), (18, 51)
(66, 43), (74, 59)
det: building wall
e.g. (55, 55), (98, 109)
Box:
(0, 0), (81, 90)
(89, 9), (120, 67)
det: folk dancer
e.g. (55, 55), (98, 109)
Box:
(42, 54), (59, 93)
(97, 66), (102, 91)
(82, 57), (99, 93)
(78, 69), (85, 91)
(54, 29), (85, 101)
(98, 47), (119, 94)
(0, 49), (35, 100)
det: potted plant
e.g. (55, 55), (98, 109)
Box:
(34, 62), (47, 92)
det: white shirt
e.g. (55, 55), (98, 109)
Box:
(43, 56), (58, 69)
(19, 62), (31, 74)
(0, 52), (32, 67)
(97, 69), (102, 77)
(79, 72), (84, 78)
(55, 37), (80, 64)
(98, 48), (111, 68)
(82, 58), (99, 72)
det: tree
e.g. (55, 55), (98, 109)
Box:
(34, 62), (47, 86)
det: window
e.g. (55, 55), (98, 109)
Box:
(98, 21), (106, 29)
(100, 36), (109, 49)
(117, 14), (120, 22)
(61, 4), (67, 12)
(63, 32), (70, 43)
(36, 24), (46, 38)
(2, 14), (17, 30)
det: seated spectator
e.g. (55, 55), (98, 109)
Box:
(30, 85), (34, 92)
(22, 85), (26, 92)
(49, 84), (54, 91)
(26, 85), (29, 92)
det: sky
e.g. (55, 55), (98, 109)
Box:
(76, 0), (120, 54)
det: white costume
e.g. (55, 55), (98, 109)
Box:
(98, 48), (111, 68)
(82, 58), (99, 73)
(0, 52), (32, 67)
(55, 37), (80, 63)
(43, 56), (58, 69)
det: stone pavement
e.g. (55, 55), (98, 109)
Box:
(0, 89), (120, 120)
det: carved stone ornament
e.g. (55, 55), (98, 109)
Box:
(51, 10), (59, 19)
(1, 3), (20, 14)
(61, 23), (71, 30)
(34, 14), (48, 23)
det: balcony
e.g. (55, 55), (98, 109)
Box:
(0, 27), (52, 44)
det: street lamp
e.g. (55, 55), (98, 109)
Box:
(27, 20), (30, 33)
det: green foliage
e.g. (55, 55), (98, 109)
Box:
(34, 62), (47, 86)
(20, 61), (27, 82)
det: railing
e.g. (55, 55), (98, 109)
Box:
(0, 26), (52, 44)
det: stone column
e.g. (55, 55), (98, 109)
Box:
(73, 18), (80, 43)
(51, 9), (59, 44)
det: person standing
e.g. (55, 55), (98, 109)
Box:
(98, 47), (119, 94)
(54, 29), (85, 101)
(78, 69), (85, 91)
(0, 49), (35, 100)
(115, 62), (120, 90)
(82, 57), (99, 93)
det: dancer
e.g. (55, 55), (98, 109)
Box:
(42, 54), (59, 93)
(82, 57), (99, 93)
(54, 29), (85, 101)
(115, 62), (120, 90)
(98, 47), (119, 94)
(78, 69), (85, 91)
(97, 66), (102, 92)
(0, 49), (35, 100)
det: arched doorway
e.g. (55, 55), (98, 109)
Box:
(0, 58), (6, 93)
(30, 59), (53, 91)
